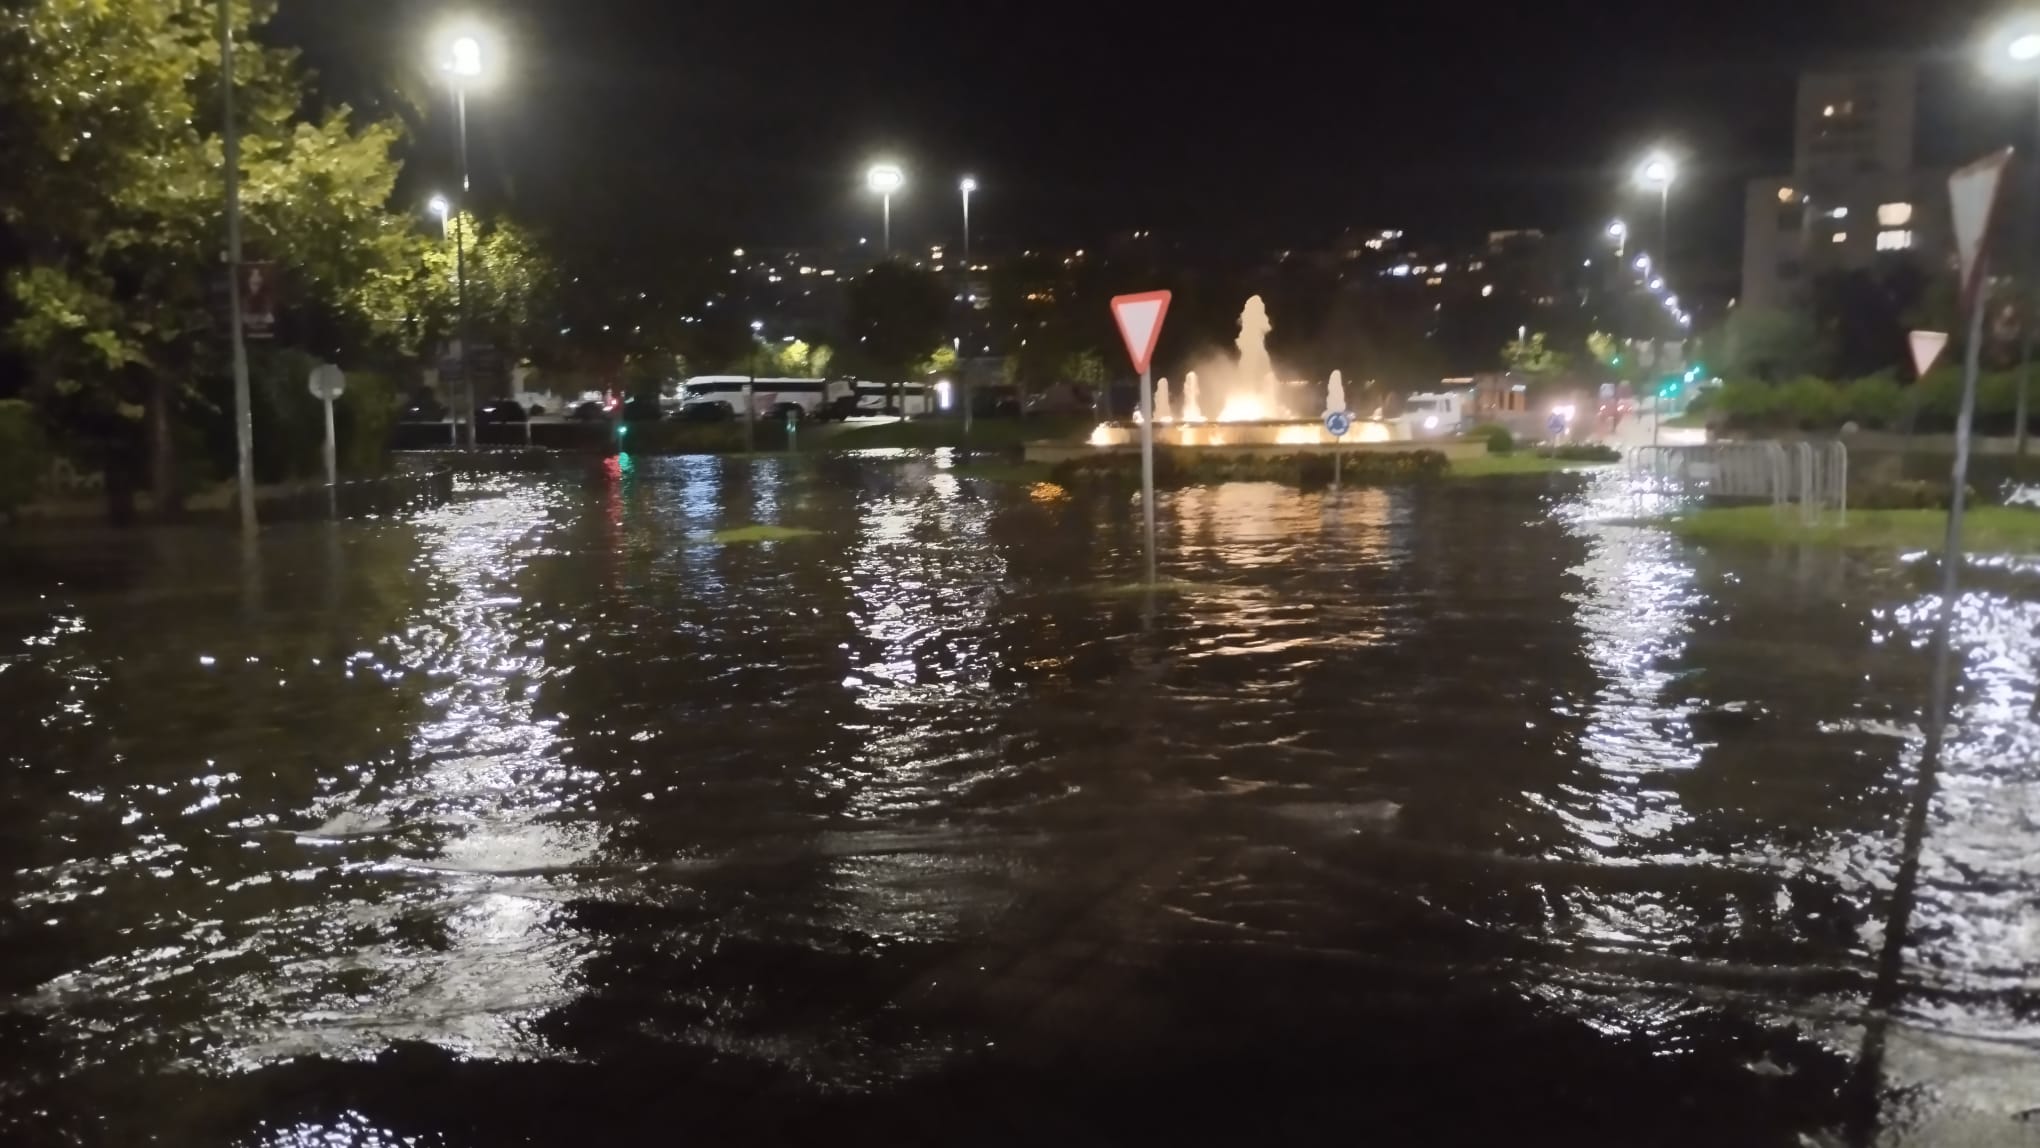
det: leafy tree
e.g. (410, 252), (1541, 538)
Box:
(1586, 330), (1620, 369)
(1717, 306), (1830, 382)
(1060, 350), (1107, 388)
(845, 262), (948, 379)
(1502, 332), (1569, 380)
(919, 344), (958, 378)
(0, 0), (424, 513)
(412, 213), (560, 364)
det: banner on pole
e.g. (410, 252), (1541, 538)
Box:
(238, 262), (277, 340)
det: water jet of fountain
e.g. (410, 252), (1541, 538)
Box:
(1182, 372), (1205, 423)
(1326, 370), (1346, 417)
(1154, 377), (1172, 423)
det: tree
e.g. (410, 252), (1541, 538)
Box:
(845, 262), (948, 379)
(919, 344), (958, 378)
(0, 0), (425, 514)
(1586, 330), (1620, 370)
(1502, 332), (1570, 380)
(1716, 306), (1831, 382)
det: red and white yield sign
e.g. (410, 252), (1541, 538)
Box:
(1110, 290), (1172, 374)
(1950, 148), (2013, 311)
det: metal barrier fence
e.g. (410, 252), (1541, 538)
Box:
(1629, 441), (1847, 524)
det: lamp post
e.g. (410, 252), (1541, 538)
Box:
(959, 176), (977, 263)
(1606, 219), (1627, 259)
(1635, 152), (1676, 279)
(868, 164), (903, 253)
(1989, 18), (2040, 454)
(216, 0), (256, 535)
(442, 31), (485, 449)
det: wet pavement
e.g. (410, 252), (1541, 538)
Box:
(2, 454), (2038, 1146)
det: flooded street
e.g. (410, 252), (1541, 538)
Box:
(3, 456), (2038, 1145)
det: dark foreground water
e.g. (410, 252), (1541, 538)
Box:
(3, 455), (2039, 1146)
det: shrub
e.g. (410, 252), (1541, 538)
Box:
(1843, 375), (1905, 429)
(1857, 479), (1976, 510)
(1713, 379), (1780, 426)
(1471, 423), (1516, 454)
(0, 399), (48, 516)
(1777, 376), (1847, 429)
(1538, 443), (1620, 463)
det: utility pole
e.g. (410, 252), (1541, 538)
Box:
(218, 0), (256, 536)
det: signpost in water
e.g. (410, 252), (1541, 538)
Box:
(1111, 291), (1172, 585)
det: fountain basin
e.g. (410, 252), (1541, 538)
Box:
(1024, 421), (1486, 465)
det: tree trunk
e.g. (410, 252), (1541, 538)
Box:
(146, 369), (181, 518)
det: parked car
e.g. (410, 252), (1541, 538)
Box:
(621, 396), (666, 422)
(477, 400), (528, 424)
(401, 396), (449, 422)
(569, 400), (608, 422)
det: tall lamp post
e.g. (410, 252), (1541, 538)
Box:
(868, 164), (903, 254)
(1607, 219), (1628, 259)
(1989, 18), (2040, 455)
(1635, 151), (1677, 278)
(217, 0), (255, 535)
(442, 31), (485, 449)
(959, 176), (977, 263)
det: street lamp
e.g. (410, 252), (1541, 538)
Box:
(1634, 150), (1677, 278)
(1987, 14), (2040, 455)
(867, 163), (904, 253)
(1606, 219), (1627, 258)
(428, 194), (450, 237)
(438, 26), (490, 449)
(959, 176), (977, 263)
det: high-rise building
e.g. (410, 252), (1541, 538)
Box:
(1741, 60), (1947, 313)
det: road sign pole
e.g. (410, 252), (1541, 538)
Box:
(1140, 364), (1156, 586)
(321, 395), (338, 518)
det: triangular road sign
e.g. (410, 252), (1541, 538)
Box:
(1950, 148), (2013, 310)
(1909, 330), (1949, 378)
(1111, 290), (1172, 375)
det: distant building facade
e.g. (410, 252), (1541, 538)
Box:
(1741, 60), (1948, 312)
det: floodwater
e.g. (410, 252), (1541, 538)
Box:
(2, 455), (2038, 1146)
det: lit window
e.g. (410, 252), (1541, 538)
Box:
(1364, 238), (1385, 250)
(1876, 229), (1913, 251)
(1777, 187), (1796, 203)
(1831, 232), (1847, 244)
(1425, 276), (1443, 286)
(1468, 260), (1484, 271)
(1822, 104), (1835, 117)
(1877, 202), (1913, 226)
(1481, 284), (1494, 297)
(1390, 265), (1411, 277)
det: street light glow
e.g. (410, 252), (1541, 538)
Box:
(867, 164), (904, 193)
(1634, 255), (1651, 271)
(450, 35), (483, 77)
(1607, 220), (1627, 238)
(1989, 16), (2040, 76)
(959, 176), (977, 193)
(428, 195), (449, 218)
(1636, 152), (1676, 188)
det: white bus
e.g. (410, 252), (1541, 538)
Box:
(678, 377), (829, 420)
(678, 377), (936, 421)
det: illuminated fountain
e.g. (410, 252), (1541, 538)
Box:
(1086, 295), (1397, 449)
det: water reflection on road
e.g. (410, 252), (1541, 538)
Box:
(1, 461), (2037, 1144)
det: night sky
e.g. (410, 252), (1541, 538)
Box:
(274, 0), (2011, 276)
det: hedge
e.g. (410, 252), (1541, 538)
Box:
(1690, 369), (2037, 434)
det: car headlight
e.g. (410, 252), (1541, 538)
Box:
(1423, 415), (1439, 430)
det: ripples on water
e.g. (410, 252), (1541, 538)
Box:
(1, 458), (2037, 1144)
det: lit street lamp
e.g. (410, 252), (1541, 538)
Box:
(428, 194), (450, 237)
(1634, 150), (1676, 278)
(1987, 14), (2040, 454)
(1606, 219), (1627, 258)
(959, 176), (977, 263)
(438, 27), (489, 449)
(868, 164), (904, 253)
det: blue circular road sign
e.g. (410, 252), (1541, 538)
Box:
(1323, 410), (1352, 438)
